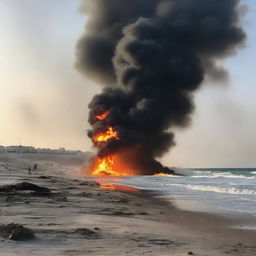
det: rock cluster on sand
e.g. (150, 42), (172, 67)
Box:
(0, 182), (51, 196)
(0, 223), (35, 241)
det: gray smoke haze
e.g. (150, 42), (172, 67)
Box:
(76, 0), (246, 174)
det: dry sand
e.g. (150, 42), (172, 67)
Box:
(0, 153), (256, 256)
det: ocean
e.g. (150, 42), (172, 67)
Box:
(118, 168), (256, 216)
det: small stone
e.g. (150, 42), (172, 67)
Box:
(79, 181), (100, 187)
(118, 198), (129, 204)
(138, 212), (148, 215)
(113, 211), (134, 216)
(188, 251), (195, 255)
(38, 176), (51, 179)
(75, 228), (97, 238)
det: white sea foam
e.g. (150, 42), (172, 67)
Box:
(191, 172), (255, 179)
(169, 184), (256, 195)
(192, 170), (212, 175)
(189, 170), (255, 179)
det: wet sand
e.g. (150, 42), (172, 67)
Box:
(0, 153), (256, 256)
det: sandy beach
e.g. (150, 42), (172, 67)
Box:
(0, 153), (256, 256)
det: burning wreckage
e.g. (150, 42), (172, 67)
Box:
(76, 0), (245, 176)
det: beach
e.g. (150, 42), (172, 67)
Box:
(1, 153), (256, 256)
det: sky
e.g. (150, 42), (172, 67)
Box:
(0, 0), (255, 168)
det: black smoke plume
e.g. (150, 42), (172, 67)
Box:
(76, 0), (246, 175)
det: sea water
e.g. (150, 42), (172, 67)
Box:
(118, 168), (256, 216)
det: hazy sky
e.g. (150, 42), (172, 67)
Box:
(0, 0), (255, 168)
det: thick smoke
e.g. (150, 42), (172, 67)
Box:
(76, 0), (245, 174)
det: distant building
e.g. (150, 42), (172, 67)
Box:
(5, 146), (19, 153)
(58, 147), (66, 153)
(0, 145), (88, 155)
(5, 146), (36, 153)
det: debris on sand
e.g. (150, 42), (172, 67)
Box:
(138, 212), (149, 215)
(0, 182), (51, 195)
(112, 211), (134, 216)
(117, 197), (129, 204)
(74, 228), (99, 238)
(0, 223), (35, 241)
(79, 181), (100, 187)
(38, 176), (51, 179)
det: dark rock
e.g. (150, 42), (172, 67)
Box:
(79, 192), (92, 197)
(38, 176), (51, 179)
(138, 212), (148, 215)
(79, 181), (100, 187)
(113, 211), (134, 216)
(0, 182), (51, 195)
(75, 228), (97, 238)
(188, 252), (195, 255)
(0, 223), (35, 241)
(118, 198), (129, 204)
(148, 239), (174, 246)
(55, 196), (68, 202)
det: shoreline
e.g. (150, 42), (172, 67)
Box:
(1, 153), (256, 255)
(95, 174), (256, 220)
(120, 185), (256, 236)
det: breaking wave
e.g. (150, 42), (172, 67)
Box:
(169, 184), (256, 195)
(191, 171), (255, 179)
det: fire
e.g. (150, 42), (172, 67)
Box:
(90, 154), (135, 176)
(90, 155), (128, 176)
(93, 127), (120, 143)
(154, 172), (175, 176)
(95, 110), (110, 121)
(100, 183), (139, 192)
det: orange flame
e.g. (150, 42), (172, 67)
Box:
(90, 154), (135, 176)
(100, 183), (139, 191)
(154, 172), (175, 176)
(95, 110), (110, 121)
(93, 127), (120, 143)
(90, 155), (127, 176)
